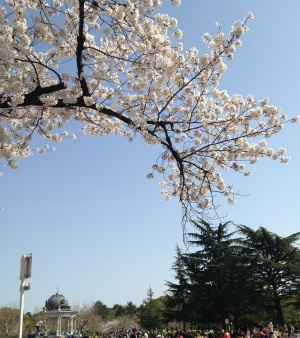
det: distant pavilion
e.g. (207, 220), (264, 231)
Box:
(42, 292), (77, 336)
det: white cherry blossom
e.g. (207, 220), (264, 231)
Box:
(0, 0), (297, 223)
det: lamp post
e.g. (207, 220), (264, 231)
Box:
(18, 254), (32, 338)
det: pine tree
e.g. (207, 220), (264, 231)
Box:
(237, 226), (300, 325)
(185, 220), (237, 326)
(164, 245), (191, 331)
(138, 287), (165, 332)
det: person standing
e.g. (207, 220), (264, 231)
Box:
(130, 329), (139, 338)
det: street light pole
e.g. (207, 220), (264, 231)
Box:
(18, 254), (32, 338)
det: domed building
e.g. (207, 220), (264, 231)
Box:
(42, 292), (77, 337)
(45, 293), (71, 311)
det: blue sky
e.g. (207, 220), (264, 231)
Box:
(0, 0), (299, 313)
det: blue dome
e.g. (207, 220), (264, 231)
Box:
(45, 293), (71, 310)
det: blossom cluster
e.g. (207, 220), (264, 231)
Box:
(0, 0), (297, 215)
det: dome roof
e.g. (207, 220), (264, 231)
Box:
(45, 292), (71, 311)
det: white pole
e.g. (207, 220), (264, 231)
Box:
(18, 254), (32, 338)
(18, 279), (25, 338)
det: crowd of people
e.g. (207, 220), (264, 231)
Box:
(100, 323), (300, 338)
(227, 322), (300, 338)
(174, 323), (300, 338)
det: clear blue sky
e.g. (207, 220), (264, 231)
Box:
(0, 0), (299, 313)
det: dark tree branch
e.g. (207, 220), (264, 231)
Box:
(24, 82), (68, 104)
(77, 0), (90, 97)
(0, 82), (67, 108)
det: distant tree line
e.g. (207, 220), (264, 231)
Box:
(93, 300), (137, 320)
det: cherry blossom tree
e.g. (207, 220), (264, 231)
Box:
(0, 0), (298, 223)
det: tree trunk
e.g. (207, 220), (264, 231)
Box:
(273, 290), (284, 325)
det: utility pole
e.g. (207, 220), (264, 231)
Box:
(18, 254), (32, 338)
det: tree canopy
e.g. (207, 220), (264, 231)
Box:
(0, 307), (35, 338)
(165, 220), (300, 328)
(0, 0), (298, 223)
(237, 225), (300, 325)
(138, 287), (165, 331)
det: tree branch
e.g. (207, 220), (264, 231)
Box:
(77, 0), (90, 97)
(0, 83), (67, 109)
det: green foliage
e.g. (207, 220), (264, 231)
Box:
(164, 245), (192, 331)
(138, 287), (166, 331)
(23, 312), (36, 336)
(94, 301), (110, 319)
(113, 304), (126, 317)
(184, 220), (241, 327)
(111, 301), (138, 318)
(124, 302), (137, 316)
(164, 221), (300, 328)
(237, 225), (300, 325)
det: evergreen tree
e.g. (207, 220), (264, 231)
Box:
(93, 300), (110, 320)
(166, 222), (300, 328)
(113, 304), (126, 317)
(138, 287), (165, 332)
(164, 245), (191, 331)
(125, 302), (137, 316)
(237, 226), (300, 325)
(185, 219), (238, 327)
